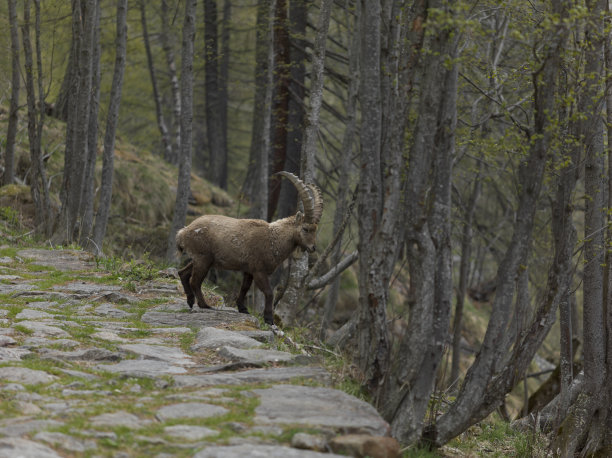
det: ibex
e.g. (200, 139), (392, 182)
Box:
(175, 172), (323, 325)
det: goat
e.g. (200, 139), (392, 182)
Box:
(175, 172), (323, 325)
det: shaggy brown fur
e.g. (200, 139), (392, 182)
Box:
(175, 173), (322, 325)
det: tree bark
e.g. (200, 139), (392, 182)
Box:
(274, 0), (333, 326)
(141, 0), (173, 162)
(52, 0), (97, 244)
(79, 0), (101, 247)
(91, 0), (128, 254)
(22, 0), (52, 235)
(319, 0), (359, 340)
(277, 0), (308, 219)
(4, 0), (20, 186)
(429, 0), (571, 446)
(267, 0), (290, 219)
(166, 0), (197, 261)
(241, 0), (271, 204)
(160, 0), (181, 165)
(204, 0), (227, 190)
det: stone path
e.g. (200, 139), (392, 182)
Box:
(0, 248), (399, 457)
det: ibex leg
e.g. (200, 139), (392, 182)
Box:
(178, 261), (194, 308)
(190, 259), (213, 309)
(253, 272), (274, 325)
(236, 272), (253, 314)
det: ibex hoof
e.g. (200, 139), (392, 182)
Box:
(237, 305), (249, 314)
(264, 314), (274, 326)
(187, 296), (195, 307)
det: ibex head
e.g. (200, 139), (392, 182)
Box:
(276, 171), (324, 254)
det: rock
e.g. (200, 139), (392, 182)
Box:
(328, 434), (401, 458)
(119, 343), (194, 366)
(164, 425), (219, 441)
(14, 400), (42, 415)
(59, 368), (100, 381)
(93, 303), (135, 318)
(40, 347), (121, 362)
(0, 437), (61, 458)
(238, 330), (274, 343)
(0, 283), (36, 294)
(0, 366), (57, 384)
(0, 346), (31, 361)
(34, 432), (97, 453)
(54, 281), (122, 296)
(13, 321), (70, 338)
(156, 402), (229, 421)
(193, 444), (345, 458)
(91, 330), (128, 342)
(23, 337), (79, 348)
(291, 433), (328, 452)
(142, 310), (258, 329)
(17, 248), (95, 271)
(1, 383), (25, 391)
(96, 359), (188, 377)
(90, 411), (151, 429)
(25, 301), (59, 309)
(191, 327), (263, 351)
(15, 309), (53, 320)
(217, 346), (296, 364)
(253, 385), (390, 436)
(0, 419), (64, 437)
(174, 366), (331, 388)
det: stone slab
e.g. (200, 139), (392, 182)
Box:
(253, 385), (390, 436)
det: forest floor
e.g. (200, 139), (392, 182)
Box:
(0, 246), (400, 457)
(0, 245), (550, 458)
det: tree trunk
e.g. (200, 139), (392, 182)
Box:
(429, 0), (571, 446)
(22, 0), (51, 235)
(219, 0), (230, 182)
(204, 0), (227, 190)
(274, 0), (333, 326)
(277, 0), (308, 219)
(52, 0), (97, 244)
(4, 0), (20, 186)
(267, 0), (290, 219)
(79, 0), (101, 247)
(166, 0), (197, 261)
(141, 0), (173, 162)
(553, 3), (607, 453)
(160, 0), (181, 165)
(91, 0), (128, 254)
(241, 0), (271, 204)
(320, 0), (359, 340)
(450, 161), (481, 387)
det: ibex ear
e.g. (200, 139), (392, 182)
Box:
(295, 211), (304, 224)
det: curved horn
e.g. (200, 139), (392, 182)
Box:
(308, 184), (324, 224)
(275, 171), (315, 222)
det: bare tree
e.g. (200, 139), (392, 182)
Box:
(4, 0), (20, 186)
(91, 0), (129, 254)
(79, 0), (101, 247)
(242, 0), (271, 204)
(141, 0), (173, 162)
(52, 0), (98, 244)
(22, 0), (52, 234)
(274, 0), (333, 325)
(204, 0), (227, 190)
(160, 0), (181, 164)
(166, 0), (197, 261)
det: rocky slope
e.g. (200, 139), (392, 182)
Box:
(0, 248), (398, 457)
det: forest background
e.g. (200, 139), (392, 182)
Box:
(1, 0), (612, 455)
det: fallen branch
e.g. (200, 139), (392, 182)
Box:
(307, 250), (358, 290)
